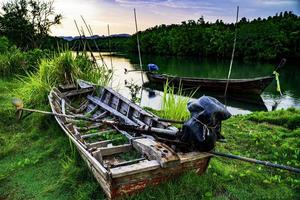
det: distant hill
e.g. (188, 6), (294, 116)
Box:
(59, 34), (131, 41)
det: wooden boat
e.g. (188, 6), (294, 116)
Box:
(146, 72), (274, 95)
(143, 83), (268, 112)
(48, 80), (211, 199)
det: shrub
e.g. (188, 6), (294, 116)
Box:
(0, 36), (9, 53)
(0, 53), (10, 76)
(0, 46), (50, 77)
(0, 47), (26, 77)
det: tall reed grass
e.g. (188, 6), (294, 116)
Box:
(161, 80), (197, 121)
(16, 51), (112, 106)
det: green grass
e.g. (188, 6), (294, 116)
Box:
(0, 78), (299, 199)
(161, 80), (196, 121)
(0, 78), (105, 200)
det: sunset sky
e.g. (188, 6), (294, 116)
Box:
(48, 0), (300, 36)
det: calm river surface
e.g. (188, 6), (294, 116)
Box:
(96, 52), (300, 115)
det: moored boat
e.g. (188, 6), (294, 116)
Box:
(146, 72), (274, 95)
(48, 80), (212, 199)
(145, 59), (286, 95)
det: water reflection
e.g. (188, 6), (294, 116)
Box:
(95, 52), (300, 115)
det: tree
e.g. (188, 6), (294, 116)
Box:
(29, 0), (62, 38)
(0, 0), (34, 48)
(197, 16), (205, 25)
(0, 0), (61, 49)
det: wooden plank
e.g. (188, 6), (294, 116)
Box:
(78, 150), (112, 199)
(116, 98), (122, 111)
(77, 79), (96, 89)
(87, 140), (112, 149)
(99, 144), (132, 156)
(86, 104), (98, 114)
(62, 87), (94, 97)
(111, 96), (119, 110)
(87, 95), (136, 125)
(111, 157), (210, 186)
(178, 152), (212, 163)
(76, 123), (103, 131)
(65, 100), (89, 114)
(82, 129), (115, 139)
(58, 83), (77, 91)
(113, 126), (134, 140)
(132, 138), (179, 168)
(110, 160), (160, 178)
(94, 111), (108, 120)
(132, 116), (147, 126)
(73, 127), (82, 140)
(92, 148), (103, 163)
(61, 99), (66, 115)
(105, 88), (155, 117)
(104, 88), (169, 129)
(109, 157), (210, 198)
(52, 88), (65, 101)
(111, 158), (146, 168)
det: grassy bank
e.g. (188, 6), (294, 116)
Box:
(0, 78), (299, 200)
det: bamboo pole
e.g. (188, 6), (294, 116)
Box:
(14, 107), (178, 136)
(133, 8), (144, 85)
(80, 15), (108, 69)
(133, 8), (144, 106)
(224, 6), (239, 97)
(211, 151), (300, 174)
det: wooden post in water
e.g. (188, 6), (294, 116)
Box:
(107, 24), (114, 87)
(133, 8), (144, 105)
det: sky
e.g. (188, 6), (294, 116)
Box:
(9, 0), (300, 36)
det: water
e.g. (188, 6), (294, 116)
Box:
(96, 52), (300, 115)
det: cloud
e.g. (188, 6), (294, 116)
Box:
(49, 0), (300, 36)
(257, 0), (298, 5)
(114, 0), (221, 10)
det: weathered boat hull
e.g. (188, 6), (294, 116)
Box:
(48, 80), (211, 199)
(146, 72), (274, 95)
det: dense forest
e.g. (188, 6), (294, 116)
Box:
(68, 11), (300, 61)
(126, 11), (300, 60)
(1, 0), (299, 62)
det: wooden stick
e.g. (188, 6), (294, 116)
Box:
(224, 6), (239, 98)
(133, 8), (144, 85)
(274, 58), (286, 72)
(211, 151), (300, 174)
(124, 68), (149, 74)
(18, 107), (179, 137)
(107, 24), (113, 72)
(80, 15), (108, 69)
(133, 8), (144, 106)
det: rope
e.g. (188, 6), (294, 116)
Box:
(224, 6), (239, 97)
(192, 116), (218, 129)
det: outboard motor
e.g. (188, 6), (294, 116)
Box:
(181, 96), (231, 151)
